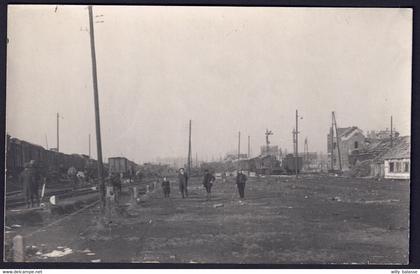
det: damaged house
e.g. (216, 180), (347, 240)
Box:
(327, 126), (366, 171)
(348, 136), (410, 179)
(383, 136), (410, 180)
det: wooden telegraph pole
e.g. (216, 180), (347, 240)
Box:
(295, 110), (299, 179)
(187, 120), (192, 176)
(238, 131), (241, 170)
(56, 113), (59, 152)
(248, 135), (250, 158)
(330, 115), (334, 171)
(390, 115), (393, 148)
(332, 111), (342, 172)
(88, 5), (105, 209)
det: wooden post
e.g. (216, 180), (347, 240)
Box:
(187, 120), (192, 176)
(295, 110), (298, 179)
(133, 186), (138, 199)
(88, 5), (105, 209)
(248, 135), (250, 159)
(13, 235), (24, 262)
(332, 112), (342, 172)
(330, 114), (334, 171)
(390, 115), (393, 148)
(56, 112), (59, 152)
(238, 131), (241, 170)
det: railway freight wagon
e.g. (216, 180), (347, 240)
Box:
(108, 157), (137, 178)
(6, 135), (99, 189)
(254, 155), (284, 175)
(6, 137), (47, 179)
(282, 154), (303, 174)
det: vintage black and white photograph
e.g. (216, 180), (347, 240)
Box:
(4, 5), (412, 264)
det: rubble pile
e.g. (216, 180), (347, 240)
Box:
(349, 160), (371, 177)
(349, 137), (409, 178)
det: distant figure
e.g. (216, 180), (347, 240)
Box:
(76, 171), (85, 184)
(19, 160), (40, 208)
(202, 170), (215, 200)
(236, 170), (247, 199)
(221, 172), (227, 183)
(178, 168), (188, 198)
(110, 173), (122, 203)
(67, 166), (78, 189)
(161, 177), (171, 198)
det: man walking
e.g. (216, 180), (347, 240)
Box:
(178, 168), (188, 198)
(19, 160), (40, 208)
(202, 169), (215, 200)
(236, 170), (247, 199)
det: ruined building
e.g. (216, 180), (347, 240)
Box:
(327, 126), (366, 171)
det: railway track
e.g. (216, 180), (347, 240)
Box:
(5, 186), (99, 209)
(5, 180), (153, 209)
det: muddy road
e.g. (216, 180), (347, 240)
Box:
(5, 175), (409, 264)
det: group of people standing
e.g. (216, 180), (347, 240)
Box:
(161, 168), (248, 200)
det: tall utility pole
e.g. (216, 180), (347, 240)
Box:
(332, 111), (342, 172)
(390, 115), (393, 148)
(187, 120), (192, 176)
(330, 117), (334, 171)
(248, 135), (250, 159)
(45, 134), (49, 150)
(295, 110), (299, 179)
(238, 131), (241, 170)
(304, 137), (309, 169)
(88, 134), (91, 158)
(56, 112), (59, 152)
(88, 5), (105, 208)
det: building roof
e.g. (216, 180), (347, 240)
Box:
(382, 136), (411, 160)
(339, 127), (364, 141)
(337, 127), (356, 137)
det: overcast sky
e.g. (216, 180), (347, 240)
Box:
(6, 6), (412, 163)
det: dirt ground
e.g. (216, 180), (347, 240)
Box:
(5, 174), (410, 264)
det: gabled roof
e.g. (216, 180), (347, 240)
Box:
(336, 126), (364, 141)
(382, 136), (411, 160)
(337, 127), (356, 137)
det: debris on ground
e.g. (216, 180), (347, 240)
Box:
(213, 203), (224, 208)
(127, 236), (140, 241)
(25, 246), (39, 256)
(11, 224), (21, 228)
(42, 248), (73, 258)
(91, 259), (101, 263)
(363, 199), (400, 204)
(349, 160), (371, 177)
(331, 196), (342, 202)
(86, 252), (96, 256)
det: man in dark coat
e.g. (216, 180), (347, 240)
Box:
(161, 177), (171, 198)
(19, 160), (40, 208)
(236, 170), (247, 199)
(110, 173), (122, 203)
(178, 168), (188, 198)
(202, 169), (215, 200)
